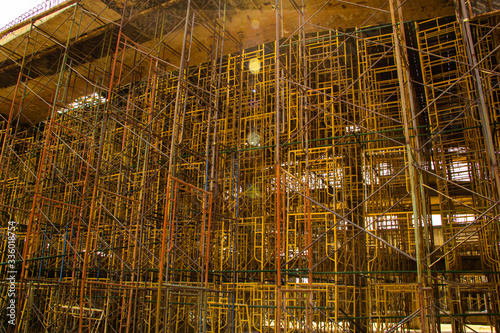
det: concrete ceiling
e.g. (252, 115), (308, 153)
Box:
(0, 0), (457, 124)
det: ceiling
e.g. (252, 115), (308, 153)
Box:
(0, 0), (457, 123)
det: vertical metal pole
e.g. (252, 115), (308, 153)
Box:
(80, 0), (128, 328)
(275, 1), (282, 331)
(20, 1), (78, 282)
(167, 0), (191, 175)
(456, 2), (500, 331)
(230, 48), (243, 333)
(297, 0), (313, 327)
(0, 27), (33, 309)
(388, 0), (427, 331)
(1, 22), (35, 332)
(157, 2), (191, 332)
(230, 150), (240, 333)
(455, 0), (500, 201)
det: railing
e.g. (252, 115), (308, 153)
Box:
(0, 0), (68, 35)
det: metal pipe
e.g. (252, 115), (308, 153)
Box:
(275, 2), (282, 331)
(456, 0), (500, 201)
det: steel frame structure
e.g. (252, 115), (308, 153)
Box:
(1, 0), (500, 332)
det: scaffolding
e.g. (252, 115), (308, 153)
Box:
(1, 0), (500, 332)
